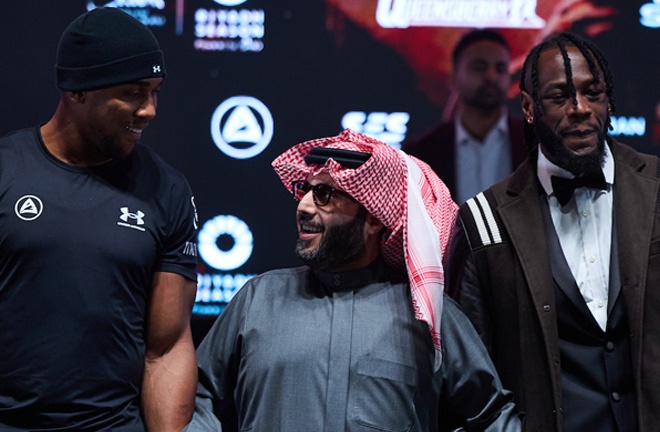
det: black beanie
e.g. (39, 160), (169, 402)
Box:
(55, 7), (166, 91)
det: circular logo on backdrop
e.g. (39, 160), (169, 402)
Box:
(210, 96), (274, 160)
(213, 0), (248, 5)
(198, 215), (254, 271)
(15, 195), (44, 221)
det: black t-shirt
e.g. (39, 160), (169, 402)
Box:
(0, 127), (198, 430)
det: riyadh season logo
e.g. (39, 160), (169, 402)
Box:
(86, 1), (166, 27)
(195, 214), (256, 315)
(117, 207), (146, 232)
(376, 0), (545, 29)
(195, 270), (255, 315)
(211, 96), (274, 159)
(194, 0), (265, 52)
(14, 195), (43, 221)
(641, 0), (660, 28)
(198, 214), (253, 271)
(342, 111), (410, 149)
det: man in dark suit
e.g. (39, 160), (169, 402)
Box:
(445, 32), (660, 431)
(403, 29), (526, 203)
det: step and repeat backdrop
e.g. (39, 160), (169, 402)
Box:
(1, 0), (658, 337)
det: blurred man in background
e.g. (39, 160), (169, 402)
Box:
(404, 29), (526, 203)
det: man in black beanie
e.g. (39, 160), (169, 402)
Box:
(0, 7), (198, 431)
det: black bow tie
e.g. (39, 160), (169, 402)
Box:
(550, 172), (608, 206)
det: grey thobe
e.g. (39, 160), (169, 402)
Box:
(185, 259), (520, 431)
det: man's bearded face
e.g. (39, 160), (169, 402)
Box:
(296, 207), (367, 272)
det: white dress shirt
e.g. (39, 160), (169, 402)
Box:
(454, 111), (512, 204)
(536, 143), (615, 331)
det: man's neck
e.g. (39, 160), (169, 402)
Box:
(457, 105), (505, 142)
(40, 107), (112, 167)
(311, 256), (392, 293)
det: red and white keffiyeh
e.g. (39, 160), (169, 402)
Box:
(272, 129), (458, 370)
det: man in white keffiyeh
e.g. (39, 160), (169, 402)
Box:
(185, 129), (521, 432)
(272, 128), (457, 370)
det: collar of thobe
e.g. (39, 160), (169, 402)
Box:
(312, 257), (403, 294)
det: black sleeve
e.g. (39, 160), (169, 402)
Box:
(444, 216), (494, 353)
(438, 296), (520, 432)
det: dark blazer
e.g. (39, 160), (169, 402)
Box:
(402, 116), (527, 199)
(445, 139), (660, 431)
(541, 196), (636, 432)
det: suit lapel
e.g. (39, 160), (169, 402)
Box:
(496, 161), (560, 345)
(538, 196), (601, 327)
(611, 142), (659, 351)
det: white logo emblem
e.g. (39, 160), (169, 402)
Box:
(376, 0), (545, 29)
(191, 196), (199, 230)
(152, 65), (161, 74)
(210, 96), (274, 160)
(120, 207), (145, 225)
(183, 241), (198, 257)
(118, 207), (146, 231)
(87, 1), (166, 11)
(213, 0), (248, 6)
(198, 215), (254, 270)
(342, 111), (410, 148)
(14, 195), (44, 221)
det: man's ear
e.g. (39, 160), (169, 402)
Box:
(364, 212), (384, 237)
(449, 63), (466, 95)
(520, 91), (535, 123)
(67, 90), (85, 103)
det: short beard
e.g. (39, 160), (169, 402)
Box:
(295, 209), (367, 272)
(89, 118), (133, 161)
(535, 117), (607, 176)
(463, 83), (506, 112)
(96, 134), (126, 160)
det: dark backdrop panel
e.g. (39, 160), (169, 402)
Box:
(1, 0), (658, 346)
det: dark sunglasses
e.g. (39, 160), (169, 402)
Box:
(291, 181), (356, 206)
